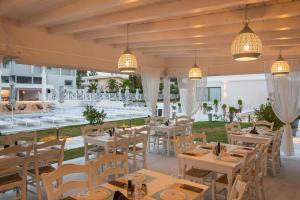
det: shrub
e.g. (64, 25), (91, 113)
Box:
(254, 103), (283, 130)
(83, 105), (106, 125)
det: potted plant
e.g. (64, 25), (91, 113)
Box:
(222, 104), (227, 120)
(228, 106), (236, 122)
(202, 102), (208, 114)
(207, 106), (213, 121)
(178, 102), (182, 113)
(83, 105), (106, 125)
(238, 99), (243, 113)
(213, 99), (219, 113)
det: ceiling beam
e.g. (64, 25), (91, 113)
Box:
(96, 28), (300, 45)
(0, 20), (164, 74)
(48, 0), (266, 34)
(75, 1), (300, 40)
(20, 0), (155, 27)
(0, 0), (37, 15)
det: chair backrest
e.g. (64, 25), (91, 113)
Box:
(175, 115), (191, 123)
(174, 135), (193, 156)
(229, 175), (249, 200)
(100, 122), (116, 133)
(33, 139), (66, 169)
(91, 154), (128, 185)
(271, 129), (282, 156)
(131, 126), (149, 152)
(231, 122), (241, 131)
(42, 163), (93, 200)
(175, 124), (188, 136)
(256, 141), (271, 178)
(190, 132), (207, 145)
(6, 132), (37, 146)
(240, 145), (258, 180)
(111, 129), (132, 155)
(225, 124), (233, 144)
(253, 120), (274, 131)
(80, 124), (101, 136)
(0, 145), (31, 178)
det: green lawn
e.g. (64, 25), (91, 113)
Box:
(62, 120), (252, 161)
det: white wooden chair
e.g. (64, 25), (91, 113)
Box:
(175, 115), (192, 125)
(128, 126), (149, 170)
(80, 124), (105, 161)
(253, 120), (274, 132)
(231, 122), (241, 131)
(225, 124), (233, 144)
(229, 175), (249, 200)
(110, 129), (132, 155)
(6, 131), (37, 147)
(100, 122), (116, 133)
(42, 163), (93, 200)
(254, 142), (270, 200)
(214, 145), (258, 199)
(91, 154), (128, 185)
(267, 129), (282, 176)
(0, 145), (31, 200)
(175, 135), (211, 184)
(190, 132), (207, 145)
(28, 139), (66, 200)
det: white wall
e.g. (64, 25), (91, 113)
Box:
(206, 74), (268, 111)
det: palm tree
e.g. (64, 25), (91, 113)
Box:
(87, 82), (98, 93)
(106, 78), (119, 93)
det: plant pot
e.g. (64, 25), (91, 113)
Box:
(214, 105), (218, 113)
(208, 113), (213, 122)
(178, 106), (182, 113)
(229, 114), (234, 122)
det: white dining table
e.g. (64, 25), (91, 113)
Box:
(150, 124), (176, 156)
(230, 128), (274, 144)
(177, 143), (254, 200)
(72, 169), (209, 200)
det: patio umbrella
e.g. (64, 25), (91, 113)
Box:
(59, 86), (64, 103)
(9, 82), (16, 124)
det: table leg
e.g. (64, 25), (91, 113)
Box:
(211, 172), (217, 200)
(167, 130), (170, 156)
(227, 172), (234, 199)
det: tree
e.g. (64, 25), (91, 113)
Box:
(106, 78), (119, 93)
(88, 71), (97, 76)
(129, 75), (142, 93)
(120, 79), (133, 92)
(87, 82), (98, 93)
(76, 70), (87, 88)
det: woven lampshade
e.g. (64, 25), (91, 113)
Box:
(189, 63), (202, 80)
(271, 55), (290, 76)
(231, 23), (262, 61)
(118, 48), (137, 73)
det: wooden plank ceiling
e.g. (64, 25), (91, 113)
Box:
(0, 0), (300, 75)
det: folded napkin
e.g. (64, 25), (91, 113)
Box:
(242, 147), (253, 150)
(199, 146), (212, 150)
(113, 191), (128, 200)
(230, 153), (244, 158)
(180, 184), (203, 193)
(182, 152), (197, 156)
(108, 180), (127, 189)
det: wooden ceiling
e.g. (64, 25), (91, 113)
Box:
(0, 0), (300, 75)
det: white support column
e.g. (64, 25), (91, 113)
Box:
(41, 66), (47, 101)
(0, 57), (2, 102)
(163, 76), (171, 119)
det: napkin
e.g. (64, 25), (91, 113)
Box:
(180, 184), (203, 193)
(113, 191), (128, 200)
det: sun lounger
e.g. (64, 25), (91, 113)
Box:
(41, 116), (65, 124)
(15, 118), (41, 126)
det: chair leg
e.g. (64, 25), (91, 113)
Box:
(272, 158), (277, 176)
(143, 152), (147, 169)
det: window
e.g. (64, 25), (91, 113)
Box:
(33, 77), (42, 84)
(203, 87), (221, 102)
(17, 76), (32, 84)
(1, 76), (9, 83)
(65, 80), (73, 86)
(33, 66), (42, 74)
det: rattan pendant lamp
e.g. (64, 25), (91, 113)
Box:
(118, 24), (137, 73)
(189, 51), (202, 80)
(271, 48), (290, 76)
(231, 5), (262, 61)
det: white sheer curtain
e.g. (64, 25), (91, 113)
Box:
(265, 60), (300, 156)
(177, 77), (207, 117)
(141, 67), (161, 116)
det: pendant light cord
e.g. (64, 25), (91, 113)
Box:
(126, 24), (129, 50)
(244, 4), (248, 24)
(194, 50), (197, 66)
